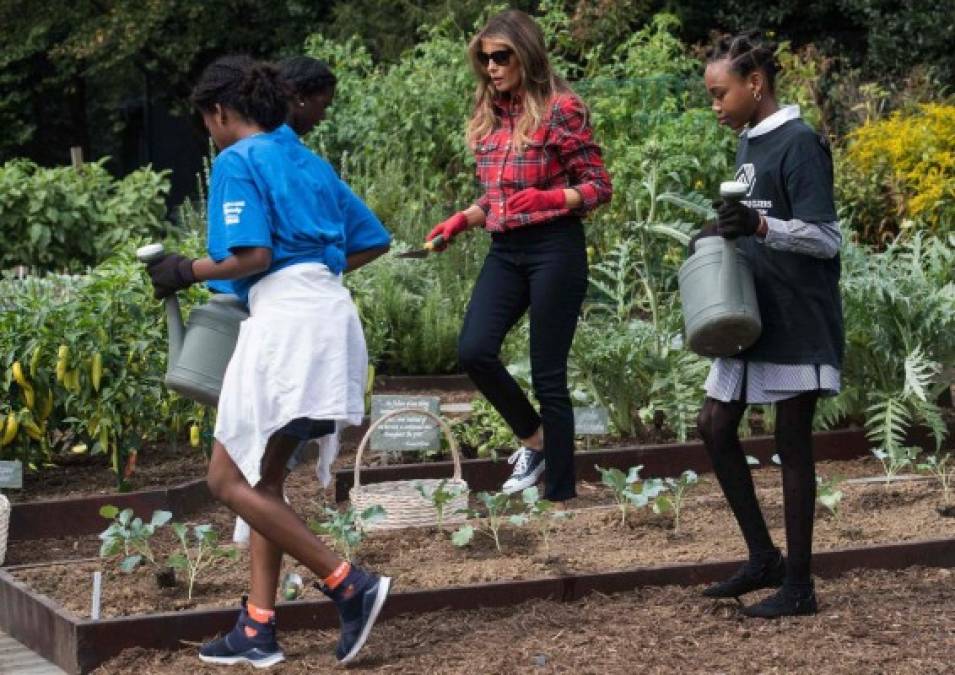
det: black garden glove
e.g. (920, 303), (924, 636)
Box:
(715, 200), (761, 239)
(147, 253), (196, 300)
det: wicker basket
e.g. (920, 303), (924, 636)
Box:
(350, 408), (469, 531)
(0, 493), (10, 566)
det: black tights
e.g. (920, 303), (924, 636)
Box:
(697, 392), (819, 584)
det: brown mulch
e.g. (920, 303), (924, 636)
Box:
(93, 566), (955, 674)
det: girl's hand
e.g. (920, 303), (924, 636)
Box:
(147, 253), (196, 299)
(715, 200), (761, 239)
(505, 188), (566, 215)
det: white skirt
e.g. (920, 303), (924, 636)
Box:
(214, 263), (367, 489)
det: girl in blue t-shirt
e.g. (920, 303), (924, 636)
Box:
(146, 55), (392, 668)
(695, 32), (844, 618)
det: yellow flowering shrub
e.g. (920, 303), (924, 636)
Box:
(845, 103), (955, 232)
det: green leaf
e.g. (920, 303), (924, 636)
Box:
(99, 504), (119, 520)
(150, 510), (172, 527)
(166, 553), (188, 570)
(451, 524), (474, 547)
(119, 554), (142, 573)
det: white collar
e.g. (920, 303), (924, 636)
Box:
(742, 105), (801, 138)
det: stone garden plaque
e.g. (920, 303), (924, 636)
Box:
(370, 395), (441, 452)
(0, 460), (23, 489)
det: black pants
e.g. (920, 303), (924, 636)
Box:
(458, 218), (588, 501)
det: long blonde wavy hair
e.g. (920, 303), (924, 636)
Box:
(466, 9), (573, 153)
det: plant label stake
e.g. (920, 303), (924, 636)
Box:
(91, 571), (102, 620)
(574, 407), (609, 452)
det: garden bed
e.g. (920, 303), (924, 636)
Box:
(8, 458), (953, 615)
(2, 454), (953, 673)
(93, 565), (954, 674)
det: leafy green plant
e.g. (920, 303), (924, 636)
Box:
(652, 469), (699, 533)
(167, 523), (237, 600)
(451, 397), (513, 460)
(871, 446), (920, 485)
(309, 504), (385, 561)
(452, 491), (514, 552)
(816, 475), (845, 519)
(98, 505), (172, 573)
(595, 465), (666, 526)
(416, 479), (466, 529)
(507, 486), (569, 554)
(917, 451), (953, 505)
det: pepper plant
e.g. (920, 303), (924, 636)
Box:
(98, 505), (172, 572)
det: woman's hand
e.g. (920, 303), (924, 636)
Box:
(505, 187), (566, 215)
(426, 212), (471, 250)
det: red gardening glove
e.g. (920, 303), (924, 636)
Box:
(505, 188), (566, 215)
(426, 212), (470, 250)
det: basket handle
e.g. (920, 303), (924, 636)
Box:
(353, 408), (462, 488)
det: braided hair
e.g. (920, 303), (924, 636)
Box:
(279, 56), (337, 98)
(706, 31), (781, 92)
(191, 55), (292, 130)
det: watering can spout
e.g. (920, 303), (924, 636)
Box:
(136, 243), (185, 370)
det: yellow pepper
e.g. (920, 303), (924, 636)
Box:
(91, 352), (103, 392)
(190, 424), (201, 447)
(1, 414), (17, 446)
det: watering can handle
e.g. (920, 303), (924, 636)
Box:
(717, 181), (748, 306)
(136, 243), (185, 367)
(136, 243), (165, 264)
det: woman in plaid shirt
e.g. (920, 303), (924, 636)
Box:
(427, 9), (612, 502)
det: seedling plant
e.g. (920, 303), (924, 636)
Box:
(416, 479), (465, 529)
(452, 491), (513, 552)
(309, 504), (385, 561)
(652, 470), (699, 533)
(815, 474), (845, 520)
(167, 523), (237, 600)
(98, 505), (172, 572)
(507, 486), (570, 554)
(872, 446), (920, 485)
(916, 451), (953, 504)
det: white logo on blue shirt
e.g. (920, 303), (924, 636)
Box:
(223, 200), (246, 226)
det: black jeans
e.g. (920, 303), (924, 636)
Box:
(458, 217), (588, 501)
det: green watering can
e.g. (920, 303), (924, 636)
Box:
(137, 244), (249, 406)
(677, 181), (762, 358)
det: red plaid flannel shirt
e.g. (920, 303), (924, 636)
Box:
(474, 92), (612, 232)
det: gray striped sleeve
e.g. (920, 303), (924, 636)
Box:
(762, 218), (842, 259)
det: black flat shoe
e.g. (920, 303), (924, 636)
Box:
(702, 550), (785, 598)
(742, 582), (818, 618)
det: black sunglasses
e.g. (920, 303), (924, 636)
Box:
(477, 49), (513, 67)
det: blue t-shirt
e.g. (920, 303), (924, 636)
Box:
(206, 124), (391, 302)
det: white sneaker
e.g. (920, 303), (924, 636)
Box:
(501, 447), (545, 494)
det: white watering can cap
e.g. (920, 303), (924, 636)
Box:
(136, 243), (165, 263)
(720, 181), (749, 199)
